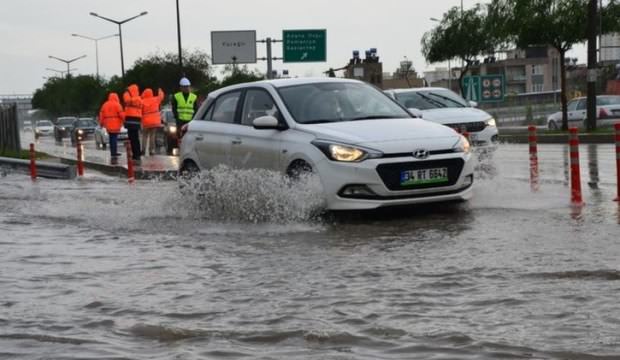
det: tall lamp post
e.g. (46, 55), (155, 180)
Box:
(176, 0), (183, 72)
(71, 33), (119, 80)
(48, 55), (87, 78)
(89, 11), (148, 81)
(46, 67), (78, 78)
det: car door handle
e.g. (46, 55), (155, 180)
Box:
(232, 138), (242, 145)
(195, 136), (204, 141)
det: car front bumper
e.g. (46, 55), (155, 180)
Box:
(315, 152), (475, 210)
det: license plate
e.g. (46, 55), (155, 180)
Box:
(400, 167), (448, 186)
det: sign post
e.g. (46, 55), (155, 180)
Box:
(283, 29), (326, 63)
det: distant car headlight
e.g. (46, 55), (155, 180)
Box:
(59, 127), (65, 131)
(78, 129), (84, 134)
(169, 125), (177, 133)
(486, 118), (496, 127)
(312, 140), (382, 162)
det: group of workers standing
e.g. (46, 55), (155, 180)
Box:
(98, 77), (198, 164)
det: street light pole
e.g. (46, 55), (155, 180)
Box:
(72, 33), (119, 79)
(176, 0), (183, 72)
(89, 11), (148, 81)
(46, 67), (78, 78)
(48, 55), (87, 78)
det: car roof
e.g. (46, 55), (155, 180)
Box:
(207, 77), (364, 99)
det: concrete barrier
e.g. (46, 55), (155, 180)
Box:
(0, 156), (76, 179)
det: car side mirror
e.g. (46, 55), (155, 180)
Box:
(407, 108), (424, 119)
(253, 115), (283, 130)
(469, 101), (478, 108)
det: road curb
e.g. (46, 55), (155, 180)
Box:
(59, 157), (178, 180)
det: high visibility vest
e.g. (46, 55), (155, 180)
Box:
(174, 92), (197, 122)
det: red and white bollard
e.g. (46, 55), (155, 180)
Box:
(76, 138), (84, 177)
(569, 127), (583, 205)
(125, 141), (135, 184)
(29, 143), (37, 181)
(615, 123), (620, 201)
(528, 126), (539, 192)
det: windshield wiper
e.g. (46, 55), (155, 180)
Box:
(350, 115), (403, 121)
(426, 92), (466, 107)
(416, 92), (446, 108)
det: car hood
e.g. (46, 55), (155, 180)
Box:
(296, 118), (460, 152)
(421, 107), (491, 124)
(36, 126), (54, 130)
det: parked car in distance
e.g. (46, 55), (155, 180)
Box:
(384, 87), (498, 146)
(157, 108), (178, 155)
(54, 116), (77, 141)
(547, 95), (620, 130)
(70, 118), (98, 145)
(34, 120), (54, 138)
(180, 78), (474, 210)
(94, 125), (128, 149)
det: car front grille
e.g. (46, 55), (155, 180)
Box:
(376, 158), (465, 191)
(445, 122), (486, 133)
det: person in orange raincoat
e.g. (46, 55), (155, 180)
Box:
(140, 88), (164, 156)
(123, 84), (143, 163)
(98, 92), (125, 159)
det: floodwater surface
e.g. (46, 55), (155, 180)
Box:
(1, 144), (619, 359)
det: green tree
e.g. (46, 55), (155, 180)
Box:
(32, 75), (107, 117)
(122, 49), (216, 102)
(492, 0), (620, 130)
(421, 4), (503, 95)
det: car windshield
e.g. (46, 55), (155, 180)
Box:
(37, 121), (52, 126)
(278, 82), (411, 124)
(58, 118), (75, 126)
(597, 96), (620, 106)
(76, 119), (96, 127)
(395, 89), (469, 110)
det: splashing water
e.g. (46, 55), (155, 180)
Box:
(177, 165), (327, 223)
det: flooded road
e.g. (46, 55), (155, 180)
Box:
(1, 144), (619, 359)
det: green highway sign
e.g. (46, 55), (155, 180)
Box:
(480, 74), (505, 103)
(462, 75), (505, 103)
(462, 76), (481, 102)
(283, 29), (326, 63)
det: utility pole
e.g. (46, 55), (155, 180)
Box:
(257, 37), (282, 79)
(176, 0), (183, 73)
(586, 0), (598, 131)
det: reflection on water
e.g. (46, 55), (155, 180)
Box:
(562, 144), (569, 186)
(587, 144), (599, 190)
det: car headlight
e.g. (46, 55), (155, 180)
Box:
(312, 140), (382, 162)
(453, 135), (471, 154)
(59, 127), (65, 131)
(169, 125), (177, 133)
(486, 118), (496, 127)
(78, 129), (84, 134)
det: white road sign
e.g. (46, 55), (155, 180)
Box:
(211, 30), (257, 65)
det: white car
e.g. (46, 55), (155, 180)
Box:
(179, 78), (474, 210)
(384, 88), (498, 146)
(547, 95), (620, 130)
(34, 120), (54, 138)
(94, 125), (128, 149)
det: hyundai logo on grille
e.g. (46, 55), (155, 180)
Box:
(413, 149), (429, 159)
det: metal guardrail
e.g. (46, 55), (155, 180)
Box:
(0, 156), (76, 179)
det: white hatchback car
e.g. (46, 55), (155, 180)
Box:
(384, 88), (498, 146)
(180, 78), (474, 210)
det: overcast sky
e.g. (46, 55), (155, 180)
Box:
(0, 0), (586, 95)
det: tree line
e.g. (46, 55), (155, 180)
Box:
(33, 49), (263, 118)
(422, 0), (620, 130)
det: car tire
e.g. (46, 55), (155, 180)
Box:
(179, 160), (200, 180)
(286, 160), (313, 180)
(548, 120), (558, 130)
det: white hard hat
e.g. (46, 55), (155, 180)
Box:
(179, 77), (191, 86)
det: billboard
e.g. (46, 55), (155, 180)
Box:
(211, 30), (257, 65)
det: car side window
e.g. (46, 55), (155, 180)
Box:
(210, 92), (241, 123)
(576, 99), (586, 111)
(241, 89), (280, 126)
(567, 100), (578, 112)
(201, 104), (215, 121)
